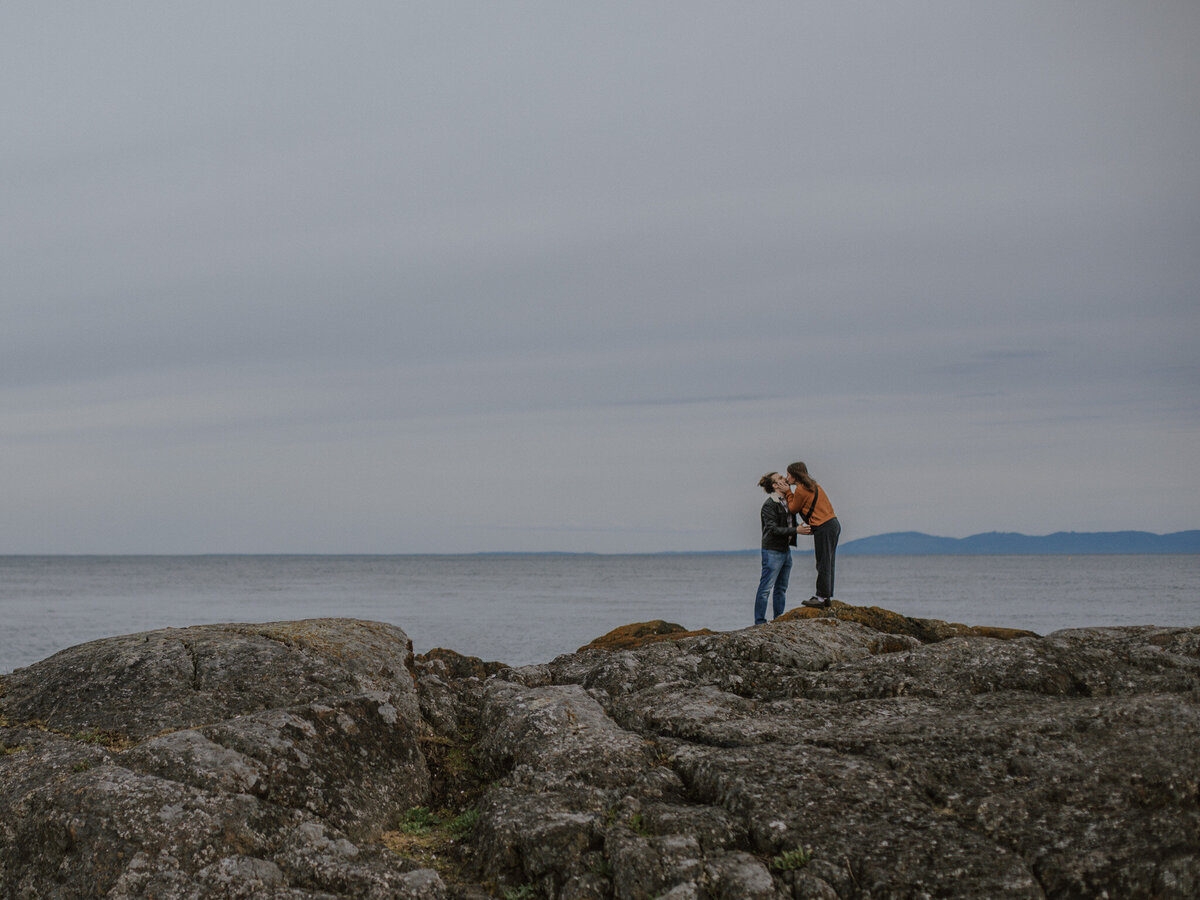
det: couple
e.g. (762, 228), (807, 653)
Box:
(755, 461), (841, 625)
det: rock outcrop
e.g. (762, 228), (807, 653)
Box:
(2, 610), (1198, 898)
(0, 620), (437, 898)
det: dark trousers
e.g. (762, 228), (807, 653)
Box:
(811, 517), (841, 598)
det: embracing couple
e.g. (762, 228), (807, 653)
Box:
(754, 461), (841, 625)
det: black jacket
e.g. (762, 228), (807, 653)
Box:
(760, 496), (798, 551)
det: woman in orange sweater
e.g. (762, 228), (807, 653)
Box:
(785, 461), (841, 608)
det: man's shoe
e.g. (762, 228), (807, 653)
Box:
(823, 597), (833, 608)
(802, 596), (825, 609)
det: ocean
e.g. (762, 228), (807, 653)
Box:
(1, 553), (1198, 674)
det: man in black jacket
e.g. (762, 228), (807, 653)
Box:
(754, 472), (810, 624)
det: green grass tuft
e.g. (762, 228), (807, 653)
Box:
(628, 812), (651, 837)
(447, 808), (480, 838)
(770, 846), (813, 870)
(399, 806), (442, 835)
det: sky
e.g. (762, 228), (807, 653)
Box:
(3, 3), (1198, 554)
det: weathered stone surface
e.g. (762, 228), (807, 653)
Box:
(1, 618), (419, 740)
(463, 618), (1200, 898)
(777, 600), (1040, 642)
(420, 648), (509, 681)
(578, 621), (716, 653)
(4, 611), (1199, 898)
(0, 619), (439, 898)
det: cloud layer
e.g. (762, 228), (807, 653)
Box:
(3, 3), (1198, 552)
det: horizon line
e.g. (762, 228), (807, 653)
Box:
(2, 528), (1197, 558)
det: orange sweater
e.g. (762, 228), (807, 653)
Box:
(787, 483), (836, 527)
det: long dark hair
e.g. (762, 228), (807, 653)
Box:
(786, 461), (817, 491)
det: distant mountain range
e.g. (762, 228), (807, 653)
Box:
(839, 530), (1200, 555)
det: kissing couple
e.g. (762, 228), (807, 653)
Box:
(754, 461), (842, 625)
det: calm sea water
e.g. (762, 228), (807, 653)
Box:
(1, 554), (1198, 674)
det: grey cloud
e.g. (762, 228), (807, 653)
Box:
(2, 3), (1198, 551)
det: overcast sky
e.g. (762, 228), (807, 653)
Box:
(3, 3), (1198, 554)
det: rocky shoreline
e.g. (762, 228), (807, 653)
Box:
(1, 605), (1197, 898)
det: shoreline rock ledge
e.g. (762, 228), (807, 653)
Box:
(2, 609), (1198, 899)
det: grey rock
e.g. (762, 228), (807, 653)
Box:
(1, 618), (418, 739)
(606, 829), (704, 900)
(476, 681), (653, 789)
(4, 613), (1199, 898)
(704, 851), (777, 899)
(464, 619), (1200, 899)
(0, 619), (436, 898)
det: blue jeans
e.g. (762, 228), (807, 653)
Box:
(754, 549), (792, 625)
